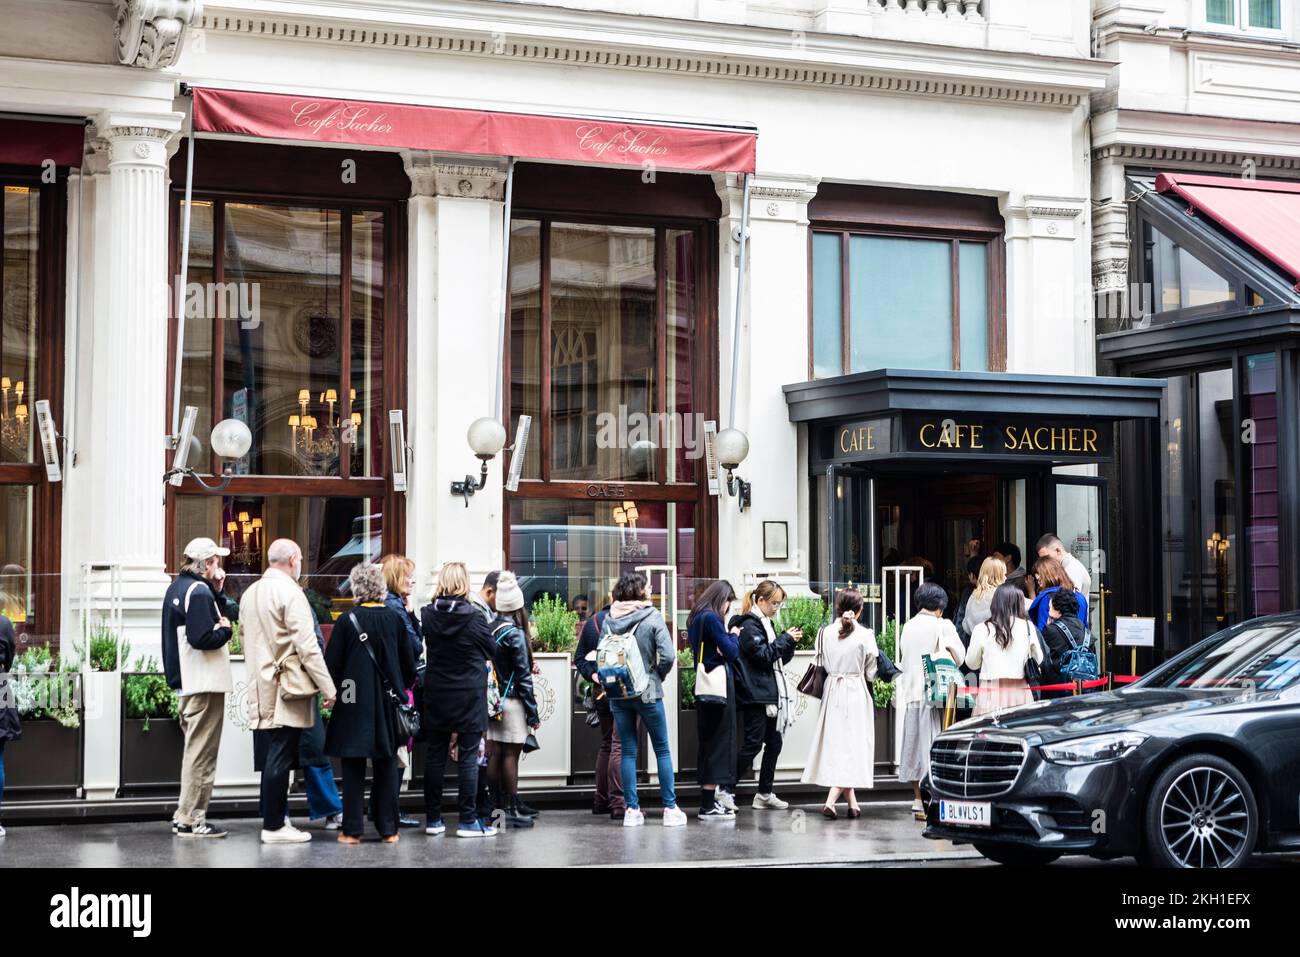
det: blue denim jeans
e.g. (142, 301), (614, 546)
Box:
(610, 697), (675, 811)
(303, 764), (343, 819)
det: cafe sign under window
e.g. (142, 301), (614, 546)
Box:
(823, 414), (1113, 463)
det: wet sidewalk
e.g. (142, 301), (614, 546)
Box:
(0, 801), (983, 868)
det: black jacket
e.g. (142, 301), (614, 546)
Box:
(489, 618), (539, 727)
(575, 607), (611, 711)
(324, 604), (418, 759)
(1039, 615), (1088, 685)
(421, 596), (497, 733)
(160, 572), (232, 692)
(726, 611), (797, 707)
(0, 614), (19, 741)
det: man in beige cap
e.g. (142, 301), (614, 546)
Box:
(162, 537), (235, 838)
(240, 538), (337, 844)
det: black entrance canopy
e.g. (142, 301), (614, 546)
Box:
(784, 369), (1166, 467)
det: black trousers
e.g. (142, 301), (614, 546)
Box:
(737, 705), (783, 794)
(341, 756), (400, 838)
(424, 729), (482, 824)
(254, 727), (302, 831)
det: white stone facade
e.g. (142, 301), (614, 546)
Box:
(0, 0), (1107, 657)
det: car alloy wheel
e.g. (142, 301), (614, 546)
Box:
(1145, 754), (1257, 869)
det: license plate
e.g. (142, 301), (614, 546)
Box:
(939, 800), (991, 827)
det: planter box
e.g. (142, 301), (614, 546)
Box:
(212, 658), (260, 796)
(519, 653), (571, 788)
(874, 705), (895, 769)
(120, 718), (185, 794)
(676, 705), (698, 777)
(3, 718), (83, 796)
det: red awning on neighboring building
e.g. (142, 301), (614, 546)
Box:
(0, 116), (85, 167)
(1156, 172), (1300, 286)
(191, 87), (757, 174)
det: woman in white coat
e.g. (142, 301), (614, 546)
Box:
(802, 588), (878, 820)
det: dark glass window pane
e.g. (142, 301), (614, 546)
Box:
(849, 235), (952, 372)
(349, 210), (385, 478)
(176, 494), (381, 621)
(1, 185), (39, 464)
(1206, 0), (1235, 24)
(508, 497), (694, 616)
(549, 223), (656, 482)
(1245, 353), (1279, 616)
(1162, 374), (1194, 647)
(177, 199), (214, 470)
(509, 220), (542, 481)
(0, 485), (32, 631)
(666, 229), (696, 484)
(811, 232), (842, 378)
(1146, 222), (1234, 314)
(1249, 0), (1280, 29)
(223, 204), (342, 477)
(1198, 368), (1237, 633)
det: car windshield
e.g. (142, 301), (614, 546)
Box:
(1140, 621), (1300, 692)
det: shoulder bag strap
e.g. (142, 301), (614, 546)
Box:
(349, 612), (403, 705)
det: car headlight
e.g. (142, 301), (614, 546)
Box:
(1040, 732), (1148, 766)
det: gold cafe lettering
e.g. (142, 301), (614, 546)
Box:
(826, 415), (1111, 461)
(1001, 424), (1100, 454)
(839, 424), (878, 454)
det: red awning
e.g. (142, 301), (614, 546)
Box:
(0, 116), (85, 167)
(191, 87), (756, 174)
(1156, 172), (1300, 286)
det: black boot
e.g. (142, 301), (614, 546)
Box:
(504, 797), (535, 828)
(515, 796), (540, 817)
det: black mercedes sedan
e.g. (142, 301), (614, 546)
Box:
(921, 614), (1300, 867)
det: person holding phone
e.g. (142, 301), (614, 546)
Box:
(728, 580), (799, 810)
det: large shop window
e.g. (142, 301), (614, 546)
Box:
(0, 179), (62, 645)
(810, 229), (1001, 377)
(506, 217), (711, 613)
(170, 195), (396, 609)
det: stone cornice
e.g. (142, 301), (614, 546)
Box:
(116, 0), (205, 69)
(1093, 142), (1300, 174)
(195, 0), (1110, 109)
(402, 151), (507, 200)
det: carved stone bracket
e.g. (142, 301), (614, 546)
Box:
(115, 0), (203, 70)
(403, 152), (508, 201)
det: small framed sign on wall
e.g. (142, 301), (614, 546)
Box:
(762, 521), (789, 561)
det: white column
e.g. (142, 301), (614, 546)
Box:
(84, 111), (182, 646)
(713, 173), (746, 587)
(1001, 196), (1088, 377)
(403, 153), (507, 592)
(745, 176), (819, 587)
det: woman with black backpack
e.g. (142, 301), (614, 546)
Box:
(1039, 589), (1090, 699)
(485, 571), (540, 829)
(323, 563), (418, 844)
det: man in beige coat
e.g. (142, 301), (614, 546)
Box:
(239, 538), (337, 844)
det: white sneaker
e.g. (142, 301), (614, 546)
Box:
(753, 792), (790, 810)
(697, 805), (736, 820)
(715, 789), (738, 812)
(0, 824), (6, 837)
(322, 813), (343, 831)
(622, 808), (646, 828)
(261, 824), (311, 844)
(662, 806), (688, 827)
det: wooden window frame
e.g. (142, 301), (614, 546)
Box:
(807, 221), (1006, 378)
(502, 211), (719, 580)
(0, 167), (66, 646)
(163, 188), (407, 570)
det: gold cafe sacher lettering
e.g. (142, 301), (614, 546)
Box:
(830, 415), (1110, 460)
(575, 125), (671, 162)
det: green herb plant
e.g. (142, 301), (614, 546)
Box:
(530, 594), (578, 654)
(122, 655), (179, 731)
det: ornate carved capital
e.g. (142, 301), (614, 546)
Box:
(1092, 257), (1131, 292)
(403, 152), (508, 200)
(115, 0), (203, 70)
(97, 112), (185, 167)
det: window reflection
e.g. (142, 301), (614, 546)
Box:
(1, 186), (39, 464)
(1144, 223), (1235, 314)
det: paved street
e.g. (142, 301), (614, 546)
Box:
(0, 802), (984, 868)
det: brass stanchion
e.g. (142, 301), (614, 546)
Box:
(1073, 679), (1082, 696)
(942, 682), (957, 730)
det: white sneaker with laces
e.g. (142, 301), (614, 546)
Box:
(698, 804), (736, 820)
(622, 808), (646, 828)
(662, 806), (688, 827)
(752, 792), (790, 810)
(0, 823), (6, 837)
(323, 813), (343, 830)
(261, 824), (311, 844)
(715, 789), (737, 812)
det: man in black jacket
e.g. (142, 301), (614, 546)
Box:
(161, 538), (234, 838)
(575, 594), (629, 819)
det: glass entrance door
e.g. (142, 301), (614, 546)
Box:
(825, 465), (876, 624)
(1046, 475), (1109, 654)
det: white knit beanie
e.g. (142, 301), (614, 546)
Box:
(495, 571), (525, 613)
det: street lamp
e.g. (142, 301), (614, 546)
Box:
(450, 417), (507, 506)
(715, 427), (751, 511)
(165, 406), (252, 492)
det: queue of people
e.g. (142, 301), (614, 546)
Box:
(0, 531), (1097, 843)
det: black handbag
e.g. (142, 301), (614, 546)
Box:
(1023, 625), (1044, 702)
(350, 613), (422, 741)
(522, 732), (540, 754)
(875, 647), (901, 684)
